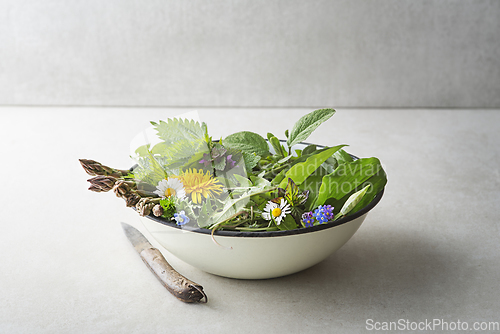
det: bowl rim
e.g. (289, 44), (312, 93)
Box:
(137, 141), (385, 238)
(143, 188), (383, 238)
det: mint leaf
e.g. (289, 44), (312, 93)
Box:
(224, 131), (269, 157)
(287, 109), (336, 148)
(241, 152), (261, 172)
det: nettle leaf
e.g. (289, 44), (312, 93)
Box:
(153, 118), (208, 143)
(131, 155), (168, 185)
(197, 197), (221, 228)
(224, 131), (270, 157)
(287, 109), (336, 148)
(165, 138), (208, 161)
(279, 145), (346, 188)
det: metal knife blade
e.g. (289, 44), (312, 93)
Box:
(121, 222), (154, 254)
(121, 222), (207, 303)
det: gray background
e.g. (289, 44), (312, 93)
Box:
(1, 0), (499, 108)
(1, 1), (500, 332)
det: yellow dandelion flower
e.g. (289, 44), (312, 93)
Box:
(179, 168), (223, 204)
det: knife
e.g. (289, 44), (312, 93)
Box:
(121, 222), (207, 303)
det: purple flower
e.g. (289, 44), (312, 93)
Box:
(226, 155), (237, 169)
(322, 205), (334, 220)
(313, 205), (334, 224)
(199, 153), (213, 168)
(302, 211), (315, 227)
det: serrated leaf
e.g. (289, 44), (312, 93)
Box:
(224, 131), (269, 157)
(213, 156), (227, 171)
(241, 152), (261, 172)
(197, 197), (219, 228)
(287, 109), (336, 148)
(154, 118), (208, 143)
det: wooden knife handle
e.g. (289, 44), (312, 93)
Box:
(140, 247), (207, 303)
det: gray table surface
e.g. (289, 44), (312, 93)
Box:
(1, 107), (499, 333)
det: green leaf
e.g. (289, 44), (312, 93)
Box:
(224, 131), (270, 157)
(302, 144), (317, 156)
(287, 109), (336, 148)
(277, 214), (297, 231)
(347, 171), (387, 214)
(277, 155), (293, 164)
(339, 184), (371, 217)
(249, 175), (271, 190)
(233, 174), (252, 188)
(135, 144), (151, 157)
(213, 156), (227, 171)
(282, 178), (309, 206)
(197, 197), (220, 228)
(298, 166), (329, 211)
(241, 152), (261, 172)
(154, 118), (208, 143)
(316, 157), (387, 208)
(210, 186), (276, 228)
(333, 149), (354, 165)
(271, 168), (287, 186)
(269, 136), (285, 158)
(279, 145), (346, 188)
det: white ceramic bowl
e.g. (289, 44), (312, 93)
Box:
(139, 190), (384, 280)
(139, 198), (381, 280)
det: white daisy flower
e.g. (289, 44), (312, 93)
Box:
(262, 198), (291, 225)
(154, 178), (186, 199)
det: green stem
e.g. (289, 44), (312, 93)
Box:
(234, 226), (279, 232)
(147, 150), (168, 179)
(209, 186), (278, 230)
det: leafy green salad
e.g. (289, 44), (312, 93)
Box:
(80, 109), (387, 232)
